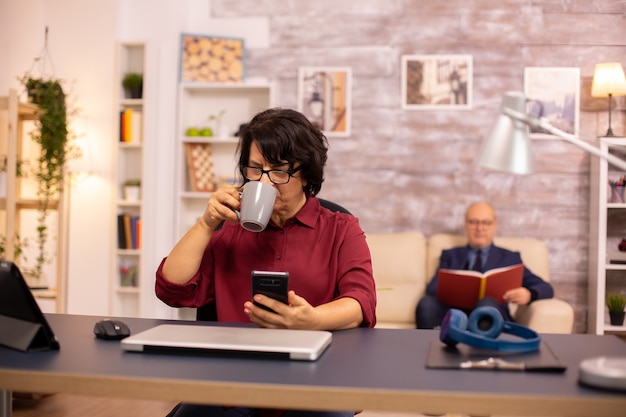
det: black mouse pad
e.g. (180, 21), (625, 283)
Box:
(426, 338), (566, 373)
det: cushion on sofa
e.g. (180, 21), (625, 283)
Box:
(365, 232), (427, 329)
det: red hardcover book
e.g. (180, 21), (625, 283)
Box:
(436, 263), (524, 310)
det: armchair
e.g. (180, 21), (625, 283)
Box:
(426, 233), (574, 334)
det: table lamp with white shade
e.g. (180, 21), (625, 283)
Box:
(591, 62), (626, 137)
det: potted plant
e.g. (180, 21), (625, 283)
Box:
(18, 74), (77, 284)
(123, 179), (141, 201)
(122, 73), (143, 99)
(208, 109), (228, 139)
(606, 293), (626, 326)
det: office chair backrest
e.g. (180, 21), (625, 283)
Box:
(195, 197), (351, 321)
(318, 198), (352, 215)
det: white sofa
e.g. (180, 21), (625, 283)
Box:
(366, 232), (574, 333)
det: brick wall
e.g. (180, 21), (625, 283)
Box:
(213, 0), (626, 332)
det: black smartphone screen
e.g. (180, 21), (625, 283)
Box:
(251, 270), (289, 313)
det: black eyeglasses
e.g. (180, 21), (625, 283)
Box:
(242, 166), (301, 185)
(466, 219), (494, 228)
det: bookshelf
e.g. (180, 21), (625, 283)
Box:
(111, 43), (145, 317)
(174, 80), (272, 319)
(0, 89), (67, 313)
(588, 136), (626, 334)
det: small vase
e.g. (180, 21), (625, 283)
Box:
(123, 185), (140, 202)
(124, 87), (143, 99)
(609, 311), (625, 326)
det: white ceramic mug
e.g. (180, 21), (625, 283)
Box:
(237, 181), (276, 232)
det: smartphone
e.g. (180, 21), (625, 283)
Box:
(251, 270), (289, 313)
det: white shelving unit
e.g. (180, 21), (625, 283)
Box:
(173, 81), (272, 320)
(0, 89), (67, 313)
(588, 136), (626, 334)
(111, 42), (146, 317)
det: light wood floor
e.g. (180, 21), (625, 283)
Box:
(12, 393), (179, 417)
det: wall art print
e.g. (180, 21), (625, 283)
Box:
(297, 67), (352, 137)
(401, 54), (473, 110)
(524, 67), (580, 139)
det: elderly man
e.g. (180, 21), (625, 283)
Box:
(415, 202), (553, 329)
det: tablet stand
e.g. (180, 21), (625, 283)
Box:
(0, 315), (54, 352)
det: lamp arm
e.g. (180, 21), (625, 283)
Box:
(503, 107), (626, 172)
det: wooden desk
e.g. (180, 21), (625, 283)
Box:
(1, 314), (625, 417)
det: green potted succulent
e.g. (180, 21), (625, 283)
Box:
(122, 73), (143, 99)
(606, 293), (626, 326)
(123, 179), (141, 201)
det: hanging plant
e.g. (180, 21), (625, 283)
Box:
(18, 75), (73, 280)
(13, 27), (79, 284)
(13, 27), (73, 282)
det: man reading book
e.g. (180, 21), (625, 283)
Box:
(415, 202), (554, 329)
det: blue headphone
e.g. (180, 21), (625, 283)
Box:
(439, 306), (541, 353)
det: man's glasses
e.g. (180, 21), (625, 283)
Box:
(466, 219), (494, 228)
(243, 166), (301, 185)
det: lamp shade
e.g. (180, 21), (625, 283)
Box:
(591, 62), (626, 98)
(476, 91), (533, 175)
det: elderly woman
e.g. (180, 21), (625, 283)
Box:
(156, 108), (376, 417)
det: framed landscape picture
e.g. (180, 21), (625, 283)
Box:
(401, 54), (473, 110)
(524, 67), (580, 139)
(297, 67), (352, 137)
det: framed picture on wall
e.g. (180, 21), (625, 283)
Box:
(524, 67), (580, 139)
(179, 33), (245, 83)
(401, 54), (473, 110)
(297, 67), (352, 137)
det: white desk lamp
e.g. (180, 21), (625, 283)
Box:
(476, 91), (626, 173)
(476, 90), (626, 391)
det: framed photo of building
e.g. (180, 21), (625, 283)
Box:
(524, 67), (580, 139)
(401, 54), (472, 110)
(297, 67), (352, 137)
(179, 33), (245, 83)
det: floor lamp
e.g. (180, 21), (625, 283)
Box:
(476, 91), (626, 174)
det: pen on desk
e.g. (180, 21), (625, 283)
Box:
(460, 357), (525, 371)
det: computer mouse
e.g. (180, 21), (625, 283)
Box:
(93, 319), (131, 340)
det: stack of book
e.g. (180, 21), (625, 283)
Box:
(117, 213), (141, 249)
(119, 109), (142, 143)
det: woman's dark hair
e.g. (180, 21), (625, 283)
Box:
(237, 108), (328, 196)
